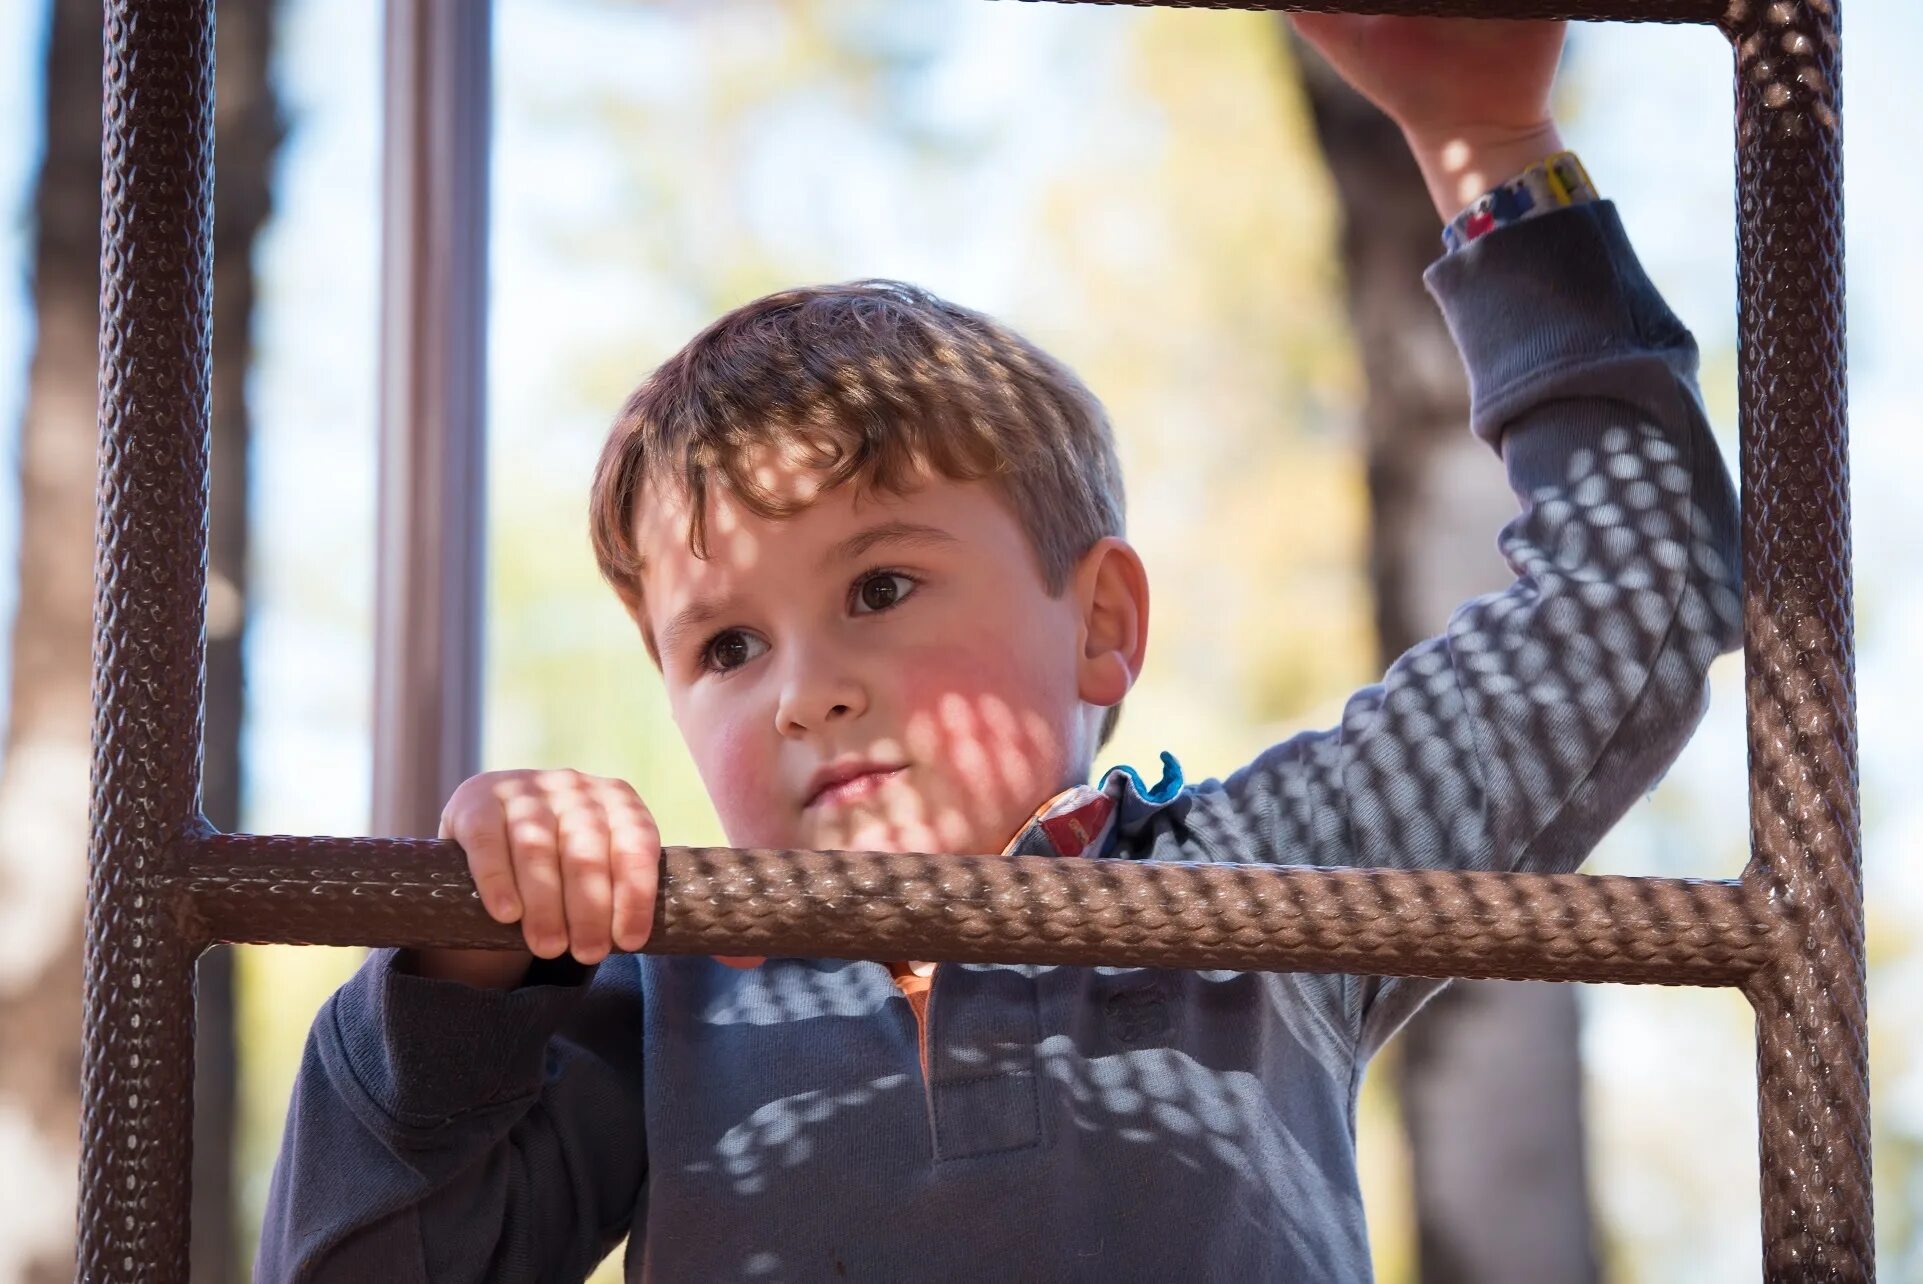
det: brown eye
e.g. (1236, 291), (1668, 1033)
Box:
(701, 630), (765, 673)
(853, 572), (915, 615)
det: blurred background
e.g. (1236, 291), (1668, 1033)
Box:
(0, 1), (1918, 1281)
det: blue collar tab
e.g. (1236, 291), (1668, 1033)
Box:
(1104, 750), (1184, 806)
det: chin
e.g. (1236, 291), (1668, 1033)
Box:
(814, 821), (937, 855)
(805, 806), (982, 857)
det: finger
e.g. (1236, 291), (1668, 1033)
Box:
(603, 792), (661, 954)
(445, 804), (521, 925)
(557, 803), (614, 966)
(715, 956), (766, 969)
(501, 786), (567, 958)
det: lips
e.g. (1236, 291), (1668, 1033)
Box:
(804, 760), (907, 810)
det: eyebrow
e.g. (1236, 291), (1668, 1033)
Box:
(654, 597), (733, 665)
(819, 520), (958, 570)
(652, 520), (958, 663)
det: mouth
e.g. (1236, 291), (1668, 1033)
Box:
(804, 763), (908, 811)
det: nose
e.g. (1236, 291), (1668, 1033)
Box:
(773, 642), (868, 739)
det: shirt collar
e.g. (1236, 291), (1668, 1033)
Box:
(998, 751), (1186, 861)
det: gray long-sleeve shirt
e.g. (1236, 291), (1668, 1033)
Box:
(258, 201), (1742, 1283)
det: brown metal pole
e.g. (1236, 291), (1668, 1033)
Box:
(79, 1), (216, 1280)
(186, 834), (1784, 989)
(371, 0), (492, 839)
(1727, 0), (1873, 1278)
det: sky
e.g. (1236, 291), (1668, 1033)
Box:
(0, 1), (1919, 1277)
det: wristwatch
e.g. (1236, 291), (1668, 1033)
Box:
(1441, 150), (1600, 254)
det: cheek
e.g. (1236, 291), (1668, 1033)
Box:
(680, 695), (781, 843)
(892, 626), (1077, 789)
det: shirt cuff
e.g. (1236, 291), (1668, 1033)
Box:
(322, 946), (597, 1127)
(1421, 199), (1693, 447)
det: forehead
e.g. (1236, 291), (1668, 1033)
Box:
(632, 454), (846, 581)
(631, 455), (1025, 605)
(639, 474), (954, 577)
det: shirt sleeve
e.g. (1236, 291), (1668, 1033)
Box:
(1141, 199), (1744, 1061)
(255, 948), (649, 1283)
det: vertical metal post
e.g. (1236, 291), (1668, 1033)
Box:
(372, 0), (492, 837)
(80, 1), (216, 1278)
(1729, 1), (1873, 1278)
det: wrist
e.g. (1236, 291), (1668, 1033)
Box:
(1405, 120), (1565, 224)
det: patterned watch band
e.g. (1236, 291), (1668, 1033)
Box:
(1441, 150), (1600, 254)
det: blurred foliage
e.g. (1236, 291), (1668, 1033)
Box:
(222, 3), (1923, 1283)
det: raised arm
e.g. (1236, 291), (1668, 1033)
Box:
(1131, 18), (1743, 1059)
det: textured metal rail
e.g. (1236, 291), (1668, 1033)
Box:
(1727, 0), (1870, 1277)
(188, 834), (1780, 986)
(80, 0), (1867, 1280)
(79, 1), (214, 1280)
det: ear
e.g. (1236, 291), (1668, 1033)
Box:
(1071, 536), (1149, 711)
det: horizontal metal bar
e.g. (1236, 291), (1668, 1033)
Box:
(185, 832), (1779, 986)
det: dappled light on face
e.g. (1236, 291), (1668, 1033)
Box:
(721, 522), (762, 575)
(803, 687), (1073, 860)
(979, 694), (1040, 798)
(694, 485), (768, 576)
(933, 692), (1018, 823)
(639, 462), (1098, 863)
(701, 492), (760, 574)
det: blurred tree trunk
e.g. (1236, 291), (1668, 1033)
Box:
(1283, 25), (1601, 1284)
(0, 1), (278, 1280)
(0, 2), (100, 1278)
(196, 4), (281, 1281)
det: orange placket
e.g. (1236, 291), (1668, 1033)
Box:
(887, 961), (936, 1081)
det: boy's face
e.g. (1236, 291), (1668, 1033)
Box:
(634, 455), (1147, 858)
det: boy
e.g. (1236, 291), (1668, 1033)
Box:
(260, 15), (1741, 1282)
